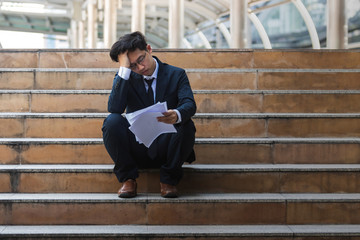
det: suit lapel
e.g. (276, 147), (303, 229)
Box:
(130, 72), (148, 106)
(155, 57), (170, 103)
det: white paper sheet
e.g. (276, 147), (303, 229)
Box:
(125, 102), (177, 148)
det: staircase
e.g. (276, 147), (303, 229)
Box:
(0, 49), (360, 239)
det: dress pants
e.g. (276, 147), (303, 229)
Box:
(102, 113), (196, 185)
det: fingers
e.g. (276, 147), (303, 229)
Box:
(157, 110), (178, 124)
(118, 50), (130, 68)
(161, 111), (172, 117)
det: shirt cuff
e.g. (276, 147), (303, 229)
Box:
(174, 109), (182, 124)
(118, 66), (131, 80)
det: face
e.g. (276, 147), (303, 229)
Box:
(127, 44), (156, 76)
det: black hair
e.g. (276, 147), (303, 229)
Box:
(109, 31), (148, 62)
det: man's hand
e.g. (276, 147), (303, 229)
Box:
(118, 50), (130, 68)
(157, 110), (178, 124)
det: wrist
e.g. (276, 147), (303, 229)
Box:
(120, 63), (130, 68)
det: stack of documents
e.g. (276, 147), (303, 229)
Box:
(125, 102), (177, 148)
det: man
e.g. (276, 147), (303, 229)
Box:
(102, 31), (196, 198)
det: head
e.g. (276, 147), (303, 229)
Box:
(110, 31), (156, 76)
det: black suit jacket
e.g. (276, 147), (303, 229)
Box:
(108, 56), (196, 125)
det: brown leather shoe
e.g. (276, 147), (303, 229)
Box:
(118, 179), (137, 198)
(160, 182), (178, 198)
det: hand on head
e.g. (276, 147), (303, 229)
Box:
(118, 50), (130, 68)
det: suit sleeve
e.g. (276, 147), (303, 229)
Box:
(176, 70), (197, 123)
(107, 73), (129, 113)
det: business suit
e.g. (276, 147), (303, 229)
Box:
(102, 56), (196, 186)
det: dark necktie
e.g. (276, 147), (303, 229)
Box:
(145, 78), (155, 105)
(144, 77), (157, 158)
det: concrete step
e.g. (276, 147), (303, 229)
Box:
(0, 113), (359, 138)
(1, 68), (360, 91)
(196, 113), (360, 138)
(0, 90), (108, 113)
(1, 193), (360, 225)
(1, 164), (360, 194)
(1, 224), (360, 239)
(196, 90), (360, 113)
(0, 138), (359, 165)
(0, 68), (115, 90)
(257, 69), (360, 90)
(1, 90), (360, 113)
(1, 49), (360, 69)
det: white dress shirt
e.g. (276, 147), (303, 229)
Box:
(118, 57), (181, 123)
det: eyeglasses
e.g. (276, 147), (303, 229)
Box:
(129, 52), (147, 70)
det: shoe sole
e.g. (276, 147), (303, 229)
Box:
(161, 193), (178, 198)
(118, 192), (137, 198)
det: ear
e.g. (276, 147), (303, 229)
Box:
(146, 44), (152, 53)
